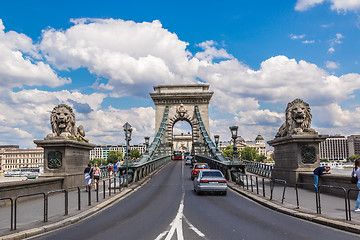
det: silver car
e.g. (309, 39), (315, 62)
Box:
(193, 169), (227, 195)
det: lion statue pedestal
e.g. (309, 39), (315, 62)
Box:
(268, 135), (327, 184)
(34, 104), (95, 188)
(268, 99), (328, 184)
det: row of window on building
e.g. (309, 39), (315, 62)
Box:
(90, 144), (146, 161)
(0, 145), (44, 171)
(319, 135), (360, 161)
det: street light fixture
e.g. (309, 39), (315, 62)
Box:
(214, 135), (219, 151)
(144, 136), (150, 153)
(229, 126), (238, 159)
(123, 122), (132, 186)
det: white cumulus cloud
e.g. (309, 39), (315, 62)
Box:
(0, 19), (70, 90)
(295, 0), (360, 12)
(40, 18), (201, 97)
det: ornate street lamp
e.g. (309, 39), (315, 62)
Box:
(229, 126), (238, 159)
(214, 135), (219, 151)
(144, 136), (150, 153)
(123, 122), (132, 186)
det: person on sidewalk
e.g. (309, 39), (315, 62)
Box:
(113, 162), (118, 176)
(352, 158), (360, 212)
(115, 160), (121, 176)
(313, 166), (330, 191)
(93, 164), (101, 190)
(84, 163), (93, 192)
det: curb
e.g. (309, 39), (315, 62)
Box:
(1, 160), (171, 240)
(228, 182), (360, 235)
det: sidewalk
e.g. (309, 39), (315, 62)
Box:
(228, 175), (360, 234)
(0, 178), (127, 237)
(0, 161), (171, 240)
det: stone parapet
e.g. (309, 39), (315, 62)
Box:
(0, 177), (64, 200)
(34, 139), (95, 188)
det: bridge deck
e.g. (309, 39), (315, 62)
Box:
(0, 161), (359, 238)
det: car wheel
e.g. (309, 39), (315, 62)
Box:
(222, 191), (227, 196)
(197, 190), (201, 195)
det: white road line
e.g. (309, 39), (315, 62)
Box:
(155, 161), (206, 240)
(184, 216), (205, 237)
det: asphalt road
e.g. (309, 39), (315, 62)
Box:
(33, 160), (359, 240)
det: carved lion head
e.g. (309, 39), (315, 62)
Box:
(286, 98), (312, 129)
(50, 104), (76, 137)
(275, 98), (316, 138)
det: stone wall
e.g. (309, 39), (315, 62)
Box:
(298, 173), (358, 199)
(0, 177), (64, 201)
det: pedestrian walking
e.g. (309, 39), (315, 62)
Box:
(108, 164), (113, 176)
(313, 166), (330, 191)
(93, 164), (101, 190)
(84, 163), (93, 192)
(113, 162), (118, 176)
(352, 158), (360, 212)
(116, 160), (121, 175)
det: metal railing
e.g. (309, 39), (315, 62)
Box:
(270, 179), (287, 204)
(0, 197), (13, 230)
(47, 189), (69, 220)
(317, 185), (348, 220)
(14, 192), (47, 230)
(233, 172), (355, 221)
(4, 155), (170, 232)
(243, 160), (273, 178)
(347, 188), (360, 221)
(295, 182), (319, 213)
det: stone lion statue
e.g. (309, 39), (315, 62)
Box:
(275, 98), (317, 138)
(46, 104), (88, 142)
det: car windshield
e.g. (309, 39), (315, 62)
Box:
(202, 171), (223, 177)
(195, 164), (208, 169)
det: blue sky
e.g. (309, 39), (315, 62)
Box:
(1, 0), (360, 148)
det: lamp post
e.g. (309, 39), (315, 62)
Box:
(214, 135), (219, 152)
(144, 136), (150, 153)
(229, 126), (238, 160)
(123, 122), (132, 186)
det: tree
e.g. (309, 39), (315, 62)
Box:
(240, 147), (258, 161)
(255, 154), (266, 162)
(90, 158), (107, 166)
(130, 149), (141, 159)
(265, 157), (274, 163)
(320, 158), (329, 162)
(222, 146), (234, 158)
(107, 151), (123, 164)
(349, 154), (359, 162)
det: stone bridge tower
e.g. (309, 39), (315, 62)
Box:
(150, 84), (213, 154)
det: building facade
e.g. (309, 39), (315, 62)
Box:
(90, 144), (146, 161)
(319, 135), (348, 161)
(218, 135), (267, 157)
(0, 146), (44, 171)
(347, 135), (360, 157)
(173, 133), (193, 153)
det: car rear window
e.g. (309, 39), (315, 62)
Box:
(202, 171), (223, 177)
(195, 164), (208, 169)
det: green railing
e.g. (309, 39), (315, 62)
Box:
(137, 106), (169, 164)
(194, 106), (228, 162)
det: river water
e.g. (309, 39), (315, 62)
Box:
(330, 168), (354, 176)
